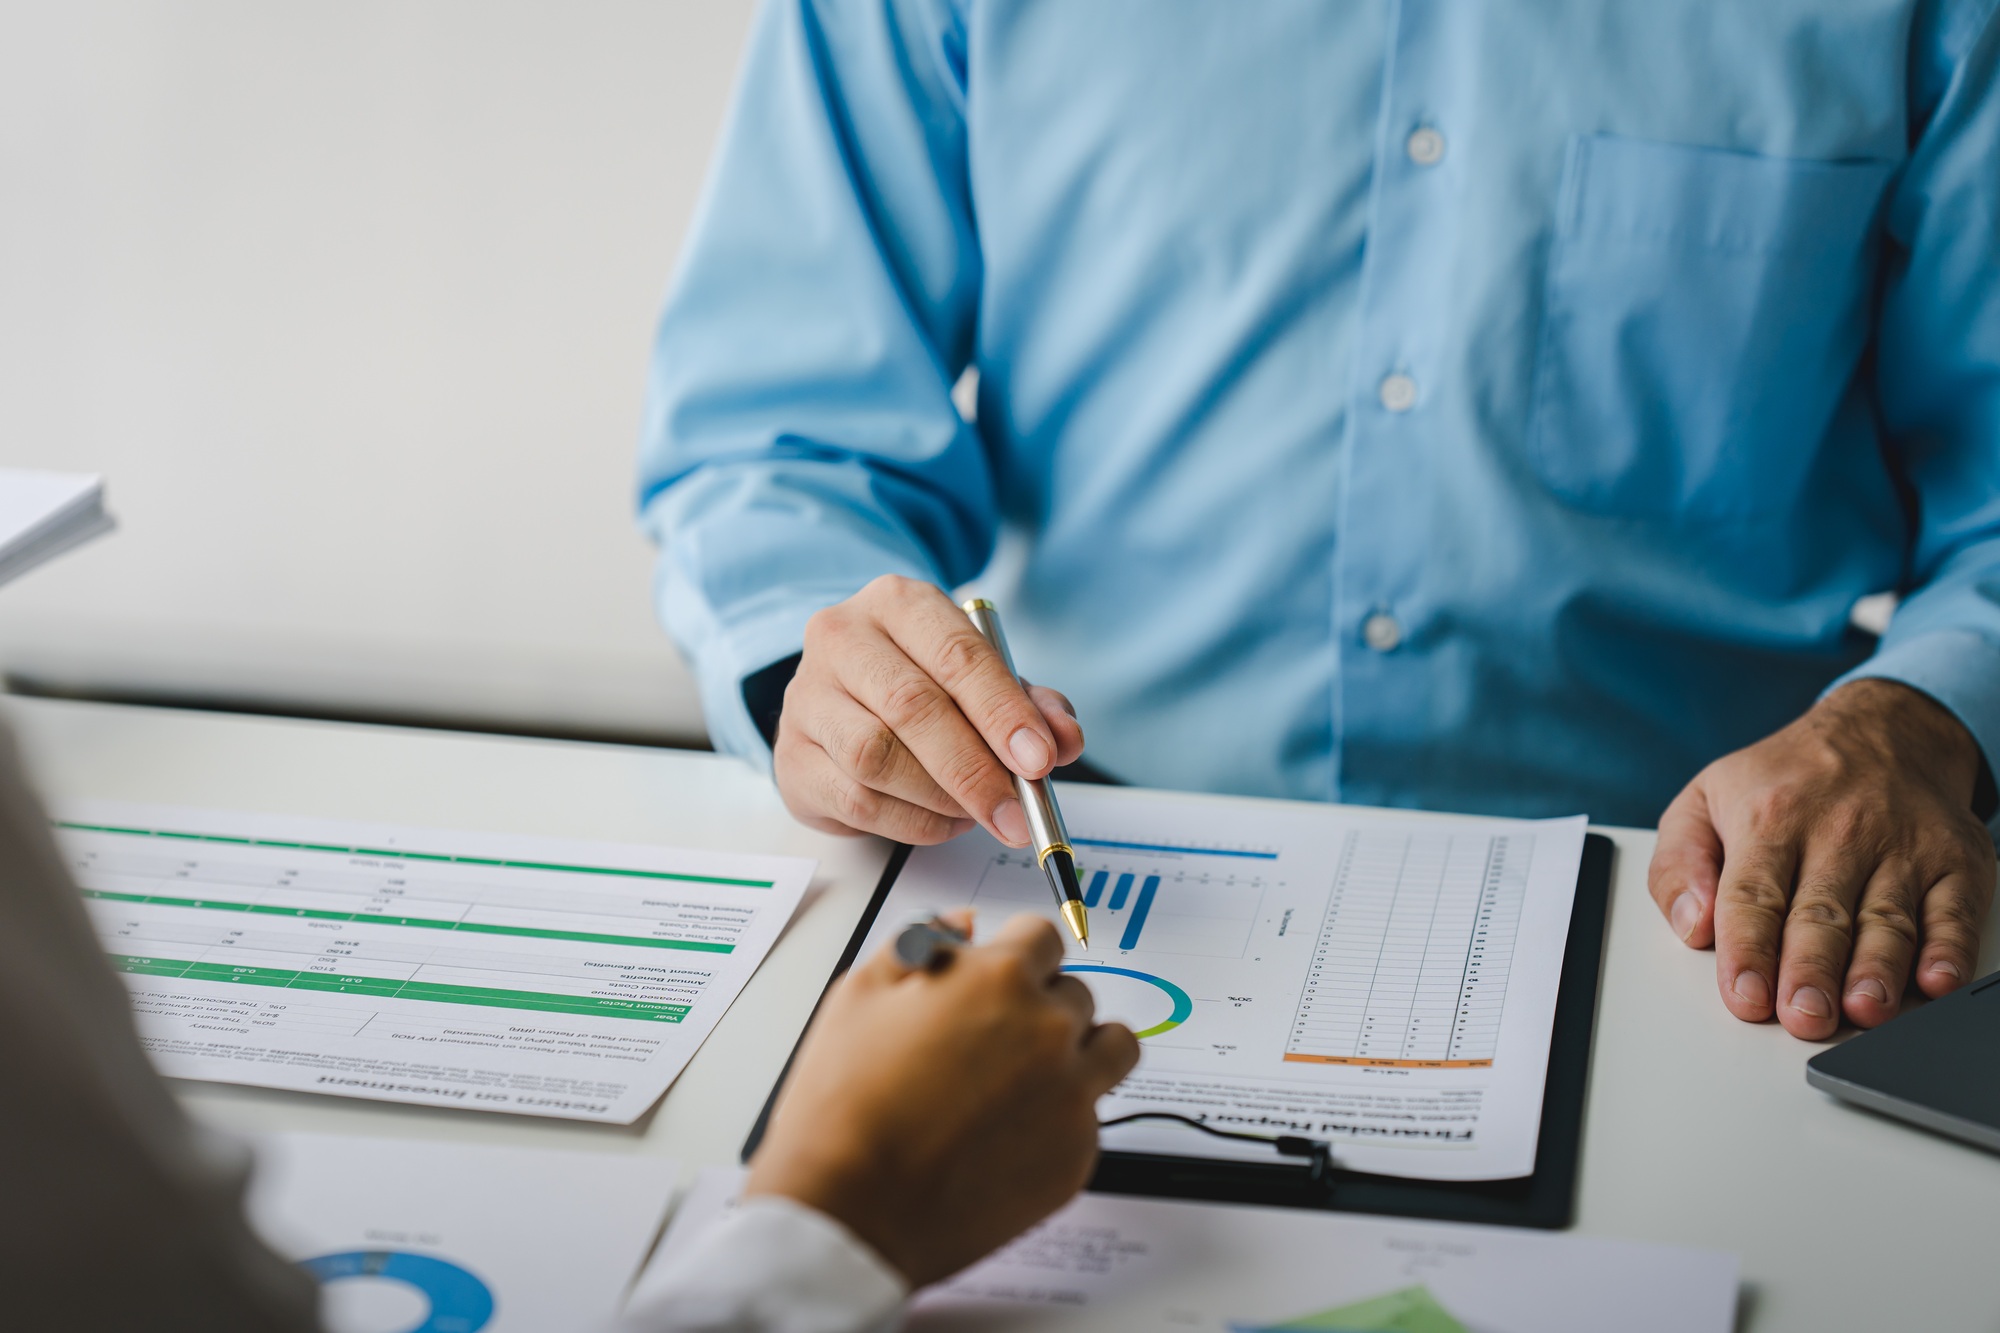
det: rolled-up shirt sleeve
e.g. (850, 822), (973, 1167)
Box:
(637, 0), (991, 767)
(618, 1196), (908, 1333)
(1836, 2), (2000, 834)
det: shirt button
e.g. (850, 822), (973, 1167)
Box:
(1363, 612), (1403, 653)
(1379, 373), (1418, 412)
(1406, 126), (1446, 166)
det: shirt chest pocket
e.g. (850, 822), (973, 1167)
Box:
(1528, 135), (1894, 522)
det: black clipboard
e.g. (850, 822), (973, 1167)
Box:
(745, 831), (1615, 1231)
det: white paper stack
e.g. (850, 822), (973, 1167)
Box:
(638, 1166), (1740, 1333)
(0, 468), (114, 588)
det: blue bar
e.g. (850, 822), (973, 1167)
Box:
(1108, 873), (1135, 911)
(1083, 869), (1108, 908)
(1119, 876), (1160, 950)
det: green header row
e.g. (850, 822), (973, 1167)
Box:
(57, 820), (774, 888)
(110, 954), (692, 1023)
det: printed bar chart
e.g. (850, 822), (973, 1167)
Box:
(970, 848), (1266, 959)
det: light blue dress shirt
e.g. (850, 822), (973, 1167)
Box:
(639, 0), (2000, 830)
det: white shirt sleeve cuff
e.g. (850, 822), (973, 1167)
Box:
(620, 1196), (909, 1333)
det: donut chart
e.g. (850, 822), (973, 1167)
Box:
(1062, 964), (1193, 1038)
(300, 1250), (495, 1333)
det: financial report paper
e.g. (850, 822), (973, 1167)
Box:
(60, 800), (813, 1123)
(859, 787), (1588, 1181)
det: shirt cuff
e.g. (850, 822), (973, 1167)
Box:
(691, 607), (839, 773)
(1831, 628), (2000, 838)
(621, 1196), (908, 1333)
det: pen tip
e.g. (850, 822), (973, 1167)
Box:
(1059, 896), (1090, 950)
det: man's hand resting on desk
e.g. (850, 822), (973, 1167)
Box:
(774, 576), (1086, 846)
(1649, 679), (1996, 1039)
(746, 912), (1139, 1287)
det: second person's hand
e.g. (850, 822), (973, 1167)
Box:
(746, 912), (1140, 1287)
(773, 575), (1086, 845)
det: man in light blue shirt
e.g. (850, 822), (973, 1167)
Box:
(639, 2), (2000, 1041)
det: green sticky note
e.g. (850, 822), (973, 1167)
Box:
(1268, 1284), (1469, 1333)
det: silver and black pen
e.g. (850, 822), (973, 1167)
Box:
(962, 598), (1090, 950)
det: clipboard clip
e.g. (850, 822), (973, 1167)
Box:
(1099, 1112), (1339, 1192)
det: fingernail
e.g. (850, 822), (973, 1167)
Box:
(1847, 978), (1890, 1006)
(1732, 971), (1771, 1008)
(1669, 892), (1701, 941)
(1928, 958), (1963, 983)
(1008, 727), (1050, 774)
(994, 798), (1029, 846)
(1788, 985), (1832, 1020)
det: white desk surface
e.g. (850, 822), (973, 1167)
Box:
(7, 695), (1997, 1333)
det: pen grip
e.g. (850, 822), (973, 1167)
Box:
(963, 599), (1074, 858)
(1015, 770), (1071, 857)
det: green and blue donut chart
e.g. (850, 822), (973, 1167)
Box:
(1061, 964), (1193, 1039)
(300, 1250), (494, 1333)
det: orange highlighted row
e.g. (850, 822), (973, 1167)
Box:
(1282, 1054), (1494, 1069)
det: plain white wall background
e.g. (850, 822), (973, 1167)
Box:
(0, 1), (760, 742)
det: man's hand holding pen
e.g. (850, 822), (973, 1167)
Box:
(772, 576), (1085, 848)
